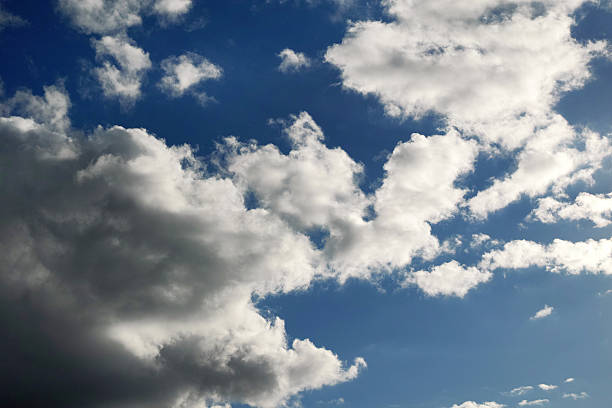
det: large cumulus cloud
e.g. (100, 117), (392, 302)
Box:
(0, 87), (365, 408)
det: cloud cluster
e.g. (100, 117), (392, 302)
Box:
(227, 113), (479, 281)
(402, 261), (491, 298)
(326, 0), (612, 219)
(0, 88), (366, 408)
(160, 52), (222, 104)
(480, 238), (612, 275)
(451, 402), (504, 408)
(530, 192), (612, 227)
(58, 0), (205, 105)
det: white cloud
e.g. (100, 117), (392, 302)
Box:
(467, 116), (612, 219)
(518, 399), (549, 406)
(0, 87), (366, 408)
(564, 378), (575, 383)
(530, 306), (554, 321)
(159, 52), (222, 103)
(470, 233), (501, 249)
(154, 0), (193, 19)
(0, 84), (71, 131)
(563, 392), (589, 400)
(58, 0), (145, 34)
(402, 261), (491, 298)
(537, 384), (558, 391)
(92, 35), (152, 103)
(278, 48), (311, 73)
(480, 238), (612, 275)
(451, 402), (504, 408)
(530, 192), (612, 227)
(507, 386), (534, 396)
(227, 113), (478, 283)
(325, 0), (612, 219)
(58, 0), (193, 34)
(325, 0), (604, 147)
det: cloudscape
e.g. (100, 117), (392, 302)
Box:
(0, 1), (611, 407)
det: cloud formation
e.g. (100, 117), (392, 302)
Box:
(278, 48), (311, 73)
(402, 261), (491, 298)
(518, 399), (549, 406)
(480, 238), (612, 275)
(92, 35), (152, 103)
(530, 192), (612, 227)
(0, 88), (366, 408)
(159, 52), (222, 104)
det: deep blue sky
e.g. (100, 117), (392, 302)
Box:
(1, 1), (612, 408)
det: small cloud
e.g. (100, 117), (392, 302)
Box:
(518, 399), (549, 406)
(317, 397), (345, 405)
(563, 392), (589, 400)
(159, 52), (222, 105)
(506, 386), (534, 396)
(0, 5), (28, 32)
(278, 48), (311, 73)
(530, 305), (553, 320)
(537, 384), (557, 391)
(564, 378), (575, 383)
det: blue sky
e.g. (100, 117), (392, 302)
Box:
(1, 1), (611, 408)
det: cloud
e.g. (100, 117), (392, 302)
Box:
(227, 113), (479, 282)
(92, 35), (152, 103)
(564, 378), (575, 383)
(159, 52), (222, 104)
(325, 0), (604, 146)
(563, 392), (589, 400)
(470, 233), (501, 249)
(537, 384), (557, 391)
(518, 399), (549, 406)
(466, 116), (612, 219)
(530, 306), (554, 321)
(402, 261), (492, 298)
(530, 192), (612, 228)
(154, 0), (193, 20)
(451, 402), (504, 408)
(507, 386), (534, 396)
(0, 5), (28, 31)
(325, 0), (612, 219)
(58, 0), (193, 34)
(480, 238), (612, 275)
(0, 87), (365, 408)
(278, 48), (311, 73)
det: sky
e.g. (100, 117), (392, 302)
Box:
(0, 1), (612, 408)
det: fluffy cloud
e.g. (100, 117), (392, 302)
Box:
(0, 88), (365, 408)
(518, 400), (549, 406)
(531, 306), (554, 320)
(278, 49), (311, 73)
(227, 113), (478, 281)
(402, 261), (491, 298)
(451, 402), (504, 408)
(159, 53), (222, 104)
(530, 192), (612, 227)
(326, 0), (612, 218)
(58, 0), (193, 34)
(480, 238), (612, 275)
(467, 116), (612, 218)
(93, 35), (152, 102)
(325, 0), (604, 145)
(537, 384), (558, 390)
